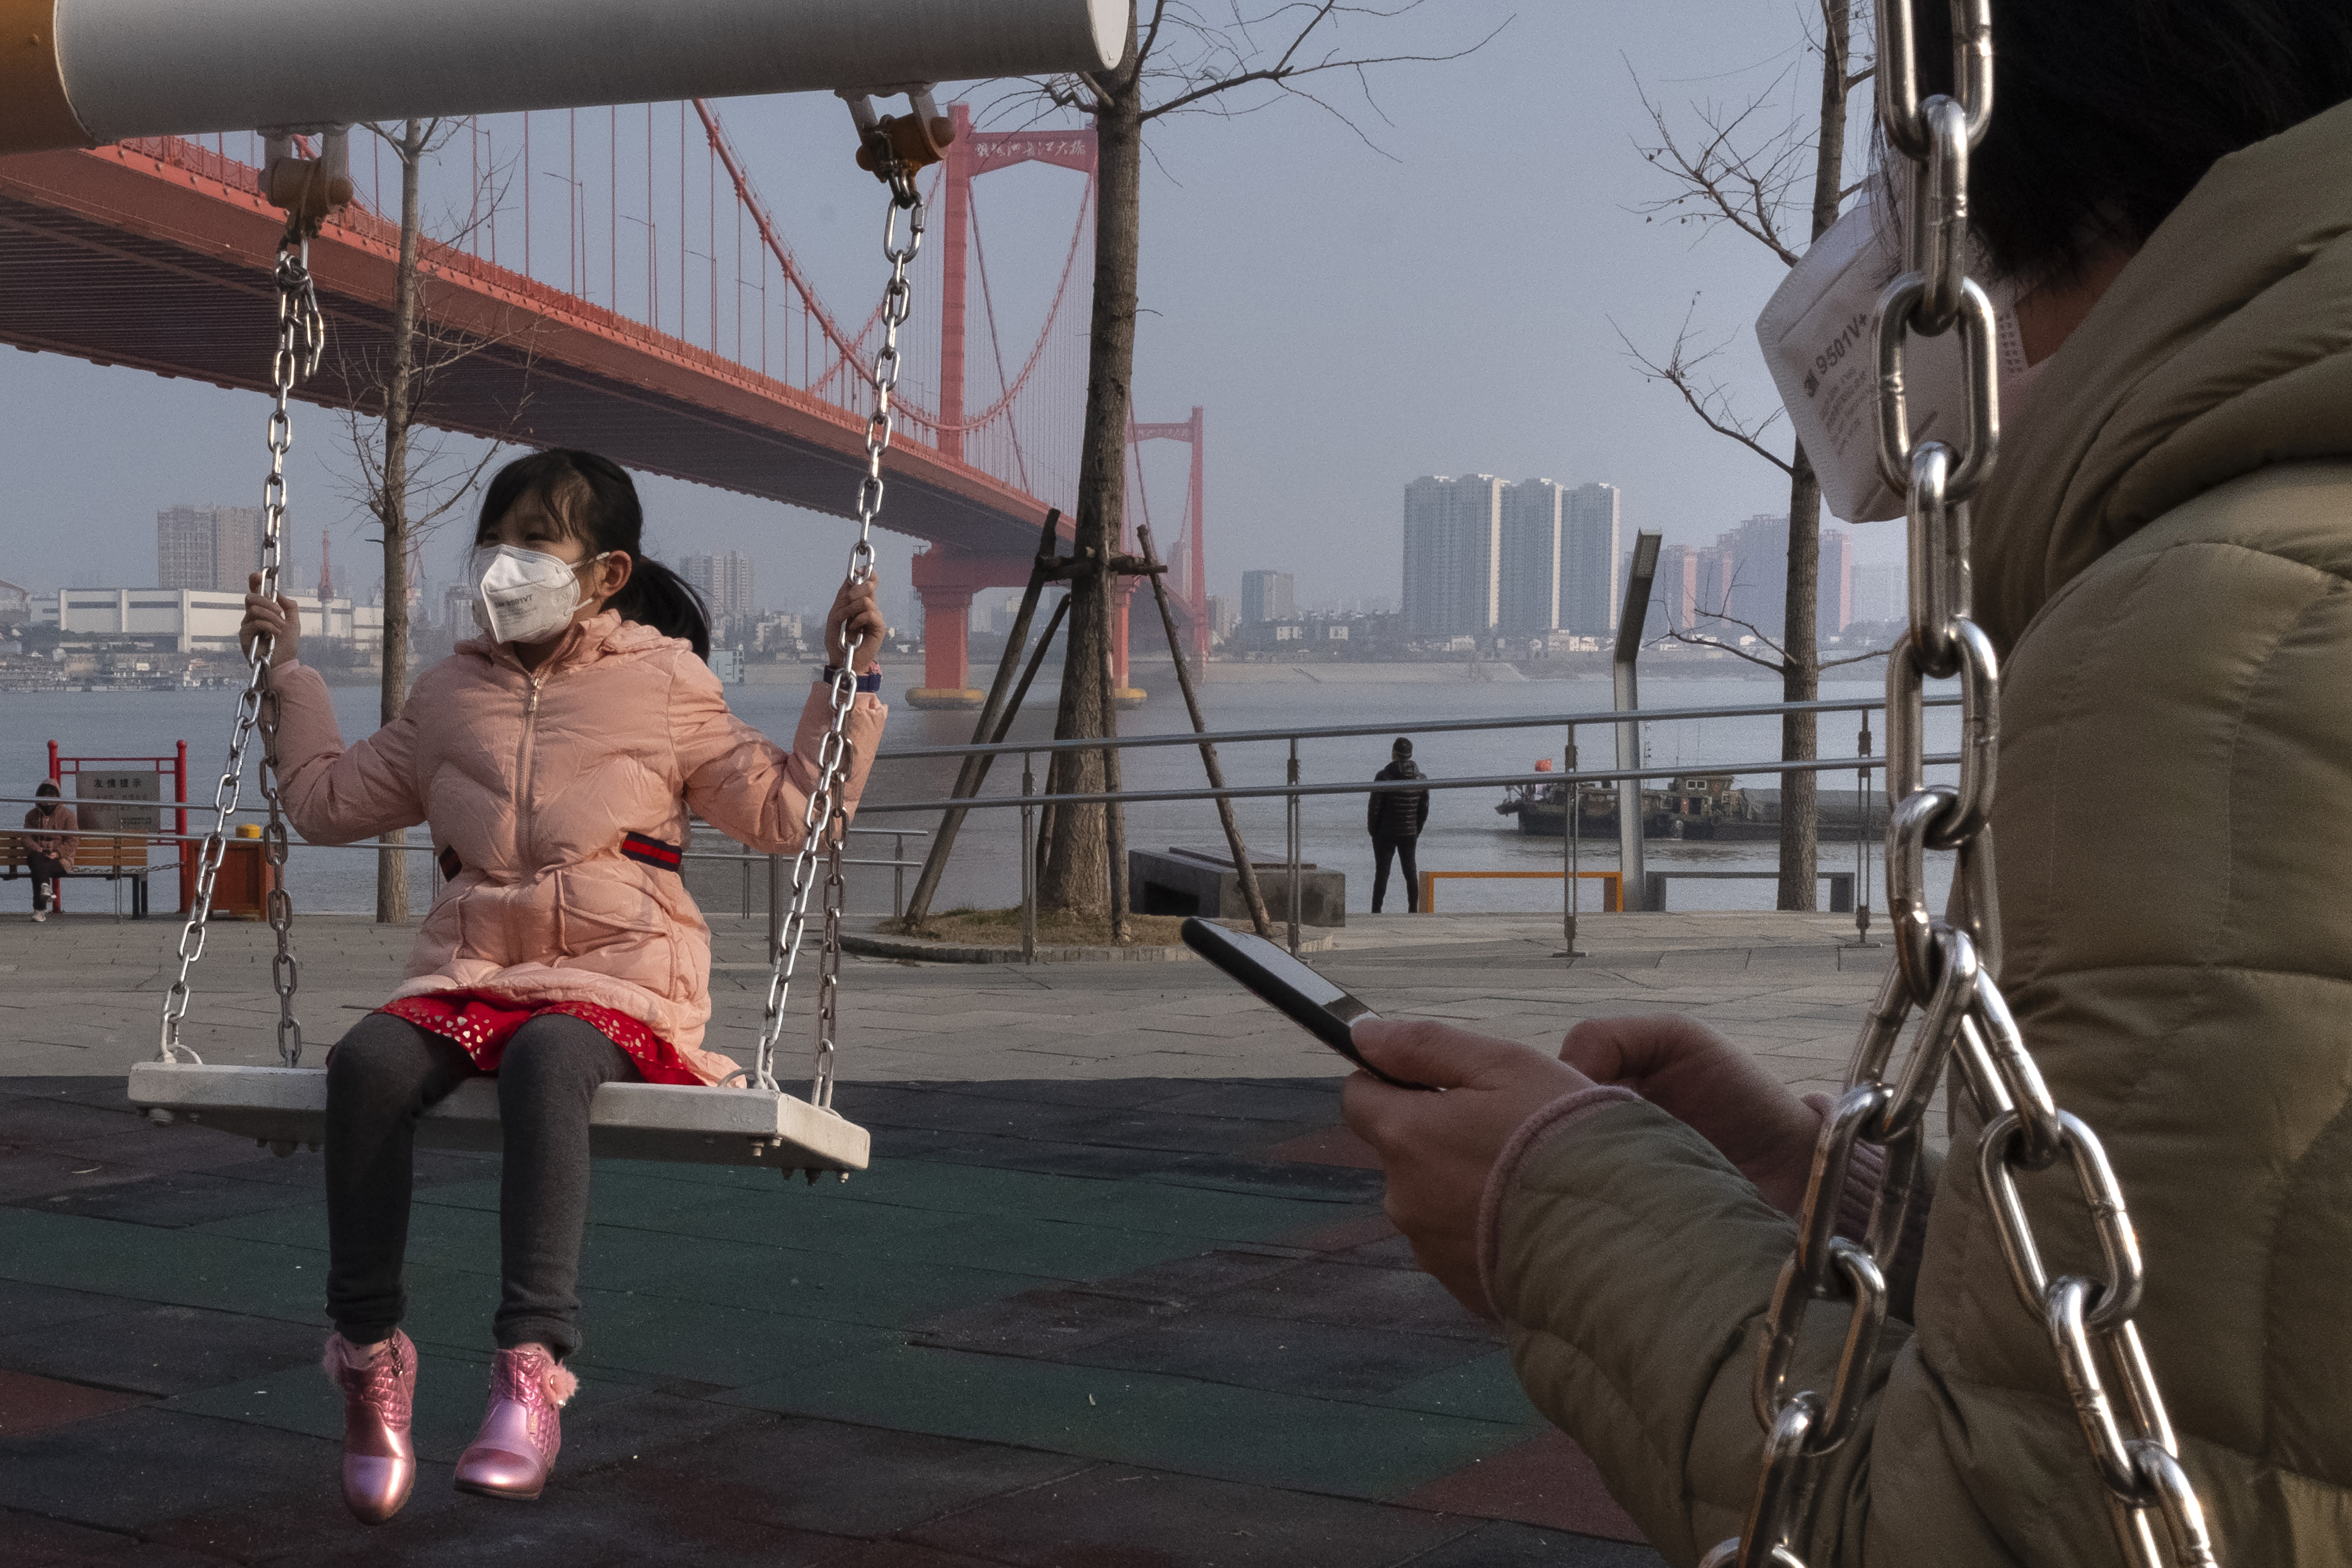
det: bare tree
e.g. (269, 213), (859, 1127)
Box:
(1653, 560), (1888, 676)
(1621, 1), (1871, 910)
(337, 118), (524, 922)
(1002, 1), (1501, 924)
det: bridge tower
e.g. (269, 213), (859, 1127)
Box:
(1129, 407), (1208, 665)
(910, 106), (1098, 710)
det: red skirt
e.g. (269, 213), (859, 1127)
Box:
(377, 992), (707, 1086)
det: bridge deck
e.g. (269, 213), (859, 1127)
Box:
(0, 140), (1063, 560)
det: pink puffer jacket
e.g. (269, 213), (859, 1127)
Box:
(271, 610), (886, 1083)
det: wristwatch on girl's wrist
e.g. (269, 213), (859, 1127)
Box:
(822, 664), (883, 693)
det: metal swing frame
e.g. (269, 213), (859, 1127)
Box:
(128, 98), (941, 1181)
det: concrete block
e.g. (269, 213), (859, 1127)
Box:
(1129, 847), (1345, 928)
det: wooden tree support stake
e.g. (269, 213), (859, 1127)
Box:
(1136, 522), (1271, 937)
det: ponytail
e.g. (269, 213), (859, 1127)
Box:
(477, 448), (712, 657)
(612, 557), (711, 659)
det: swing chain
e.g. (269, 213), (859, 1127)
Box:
(751, 157), (923, 1100)
(815, 806), (849, 1105)
(157, 230), (321, 1068)
(1704, 6), (2215, 1568)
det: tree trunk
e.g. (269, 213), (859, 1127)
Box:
(1778, 448), (1822, 909)
(376, 120), (424, 925)
(1775, 3), (1852, 911)
(1038, 39), (1141, 917)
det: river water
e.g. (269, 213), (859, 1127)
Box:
(1, 663), (1960, 921)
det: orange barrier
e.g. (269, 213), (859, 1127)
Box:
(1418, 869), (1621, 913)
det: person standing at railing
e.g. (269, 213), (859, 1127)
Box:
(23, 779), (75, 922)
(1367, 737), (1430, 914)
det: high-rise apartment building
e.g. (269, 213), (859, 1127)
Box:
(682, 551), (755, 623)
(1208, 595), (1237, 639)
(1402, 474), (1505, 638)
(157, 505), (265, 593)
(1705, 513), (1789, 637)
(1850, 561), (1903, 627)
(1818, 528), (1854, 636)
(1656, 542), (1701, 630)
(1677, 516), (1862, 644)
(1240, 570), (1294, 625)
(1561, 482), (1622, 638)
(1499, 479), (1563, 635)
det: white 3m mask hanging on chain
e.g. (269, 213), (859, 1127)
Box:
(469, 545), (607, 645)
(1756, 193), (2034, 522)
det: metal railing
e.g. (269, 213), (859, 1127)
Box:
(858, 693), (1957, 958)
(0, 797), (925, 923)
(8, 693), (1938, 945)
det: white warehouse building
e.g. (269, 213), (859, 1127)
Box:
(34, 588), (382, 653)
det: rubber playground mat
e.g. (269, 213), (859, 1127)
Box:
(0, 1071), (1659, 1567)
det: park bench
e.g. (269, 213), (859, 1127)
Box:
(0, 829), (161, 918)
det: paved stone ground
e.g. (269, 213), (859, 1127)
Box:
(0, 909), (1888, 1566)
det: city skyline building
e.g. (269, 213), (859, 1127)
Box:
(157, 504), (264, 594)
(1850, 560), (1902, 627)
(35, 585), (380, 653)
(682, 549), (755, 623)
(1819, 527), (1853, 636)
(1499, 478), (1563, 636)
(1403, 474), (1619, 642)
(1656, 541), (1700, 631)
(1561, 481), (1621, 639)
(1665, 514), (1862, 645)
(1239, 569), (1294, 625)
(1710, 513), (1790, 638)
(1401, 473), (1504, 638)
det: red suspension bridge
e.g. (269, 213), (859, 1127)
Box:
(0, 98), (1212, 702)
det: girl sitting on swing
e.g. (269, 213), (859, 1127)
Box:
(236, 448), (886, 1526)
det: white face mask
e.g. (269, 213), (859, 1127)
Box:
(1755, 192), (2037, 523)
(469, 544), (609, 645)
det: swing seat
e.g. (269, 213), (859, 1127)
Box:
(126, 1062), (869, 1172)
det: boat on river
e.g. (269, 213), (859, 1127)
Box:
(1496, 770), (1884, 841)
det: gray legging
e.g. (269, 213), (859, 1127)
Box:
(324, 1011), (637, 1359)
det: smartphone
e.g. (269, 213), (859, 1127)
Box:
(1180, 918), (1434, 1090)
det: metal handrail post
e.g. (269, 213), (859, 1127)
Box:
(1019, 750), (1036, 964)
(1613, 533), (1662, 911)
(1287, 736), (1302, 955)
(892, 831), (905, 920)
(1563, 724), (1581, 955)
(1854, 713), (1876, 947)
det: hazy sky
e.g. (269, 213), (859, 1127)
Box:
(0, 2), (1893, 620)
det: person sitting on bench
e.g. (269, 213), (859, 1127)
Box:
(24, 780), (74, 923)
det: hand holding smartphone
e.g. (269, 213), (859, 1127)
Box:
(1180, 918), (1435, 1090)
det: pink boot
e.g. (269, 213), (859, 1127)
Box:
(453, 1345), (575, 1501)
(323, 1330), (417, 1526)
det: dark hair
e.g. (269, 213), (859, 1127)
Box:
(1392, 737), (1414, 758)
(34, 780), (59, 799)
(1915, 2), (2352, 282)
(476, 449), (710, 657)
(1919, 3), (2352, 283)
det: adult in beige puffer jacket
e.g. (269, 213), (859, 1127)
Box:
(1346, 9), (2352, 1564)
